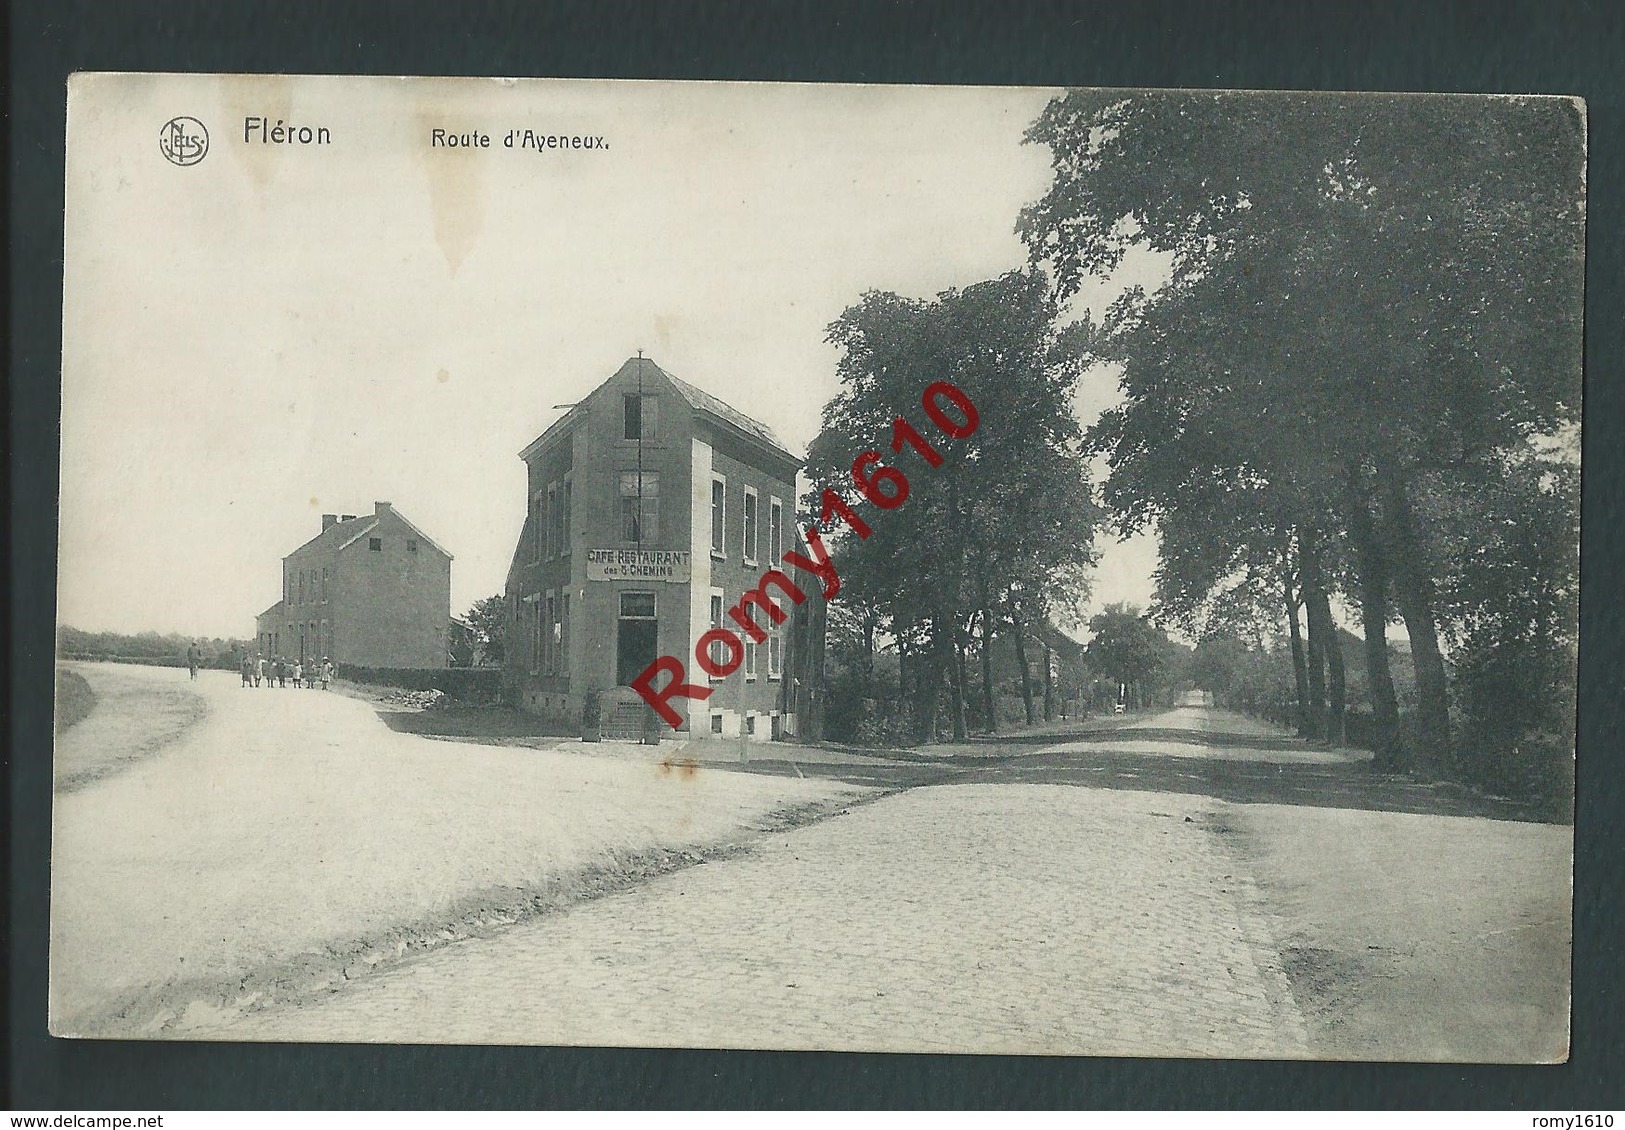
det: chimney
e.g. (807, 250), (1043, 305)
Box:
(375, 500), (393, 516)
(322, 513), (338, 530)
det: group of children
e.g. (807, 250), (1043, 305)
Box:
(240, 653), (335, 690)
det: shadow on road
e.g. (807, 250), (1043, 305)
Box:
(998, 746), (1569, 826)
(375, 704), (574, 742)
(742, 720), (1569, 826)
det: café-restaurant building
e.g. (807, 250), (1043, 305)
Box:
(504, 355), (810, 738)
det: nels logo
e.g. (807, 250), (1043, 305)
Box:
(159, 116), (209, 166)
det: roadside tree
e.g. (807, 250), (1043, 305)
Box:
(1019, 90), (1583, 779)
(810, 271), (1100, 741)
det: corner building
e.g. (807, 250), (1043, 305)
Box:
(505, 356), (812, 738)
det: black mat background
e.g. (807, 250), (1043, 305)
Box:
(8, 0), (1623, 1110)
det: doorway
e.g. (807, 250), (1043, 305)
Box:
(616, 591), (658, 686)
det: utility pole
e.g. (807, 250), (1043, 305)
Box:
(738, 668), (749, 763)
(635, 349), (644, 550)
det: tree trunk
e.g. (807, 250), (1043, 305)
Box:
(1295, 540), (1327, 740)
(1346, 469), (1401, 764)
(896, 629), (912, 743)
(1306, 599), (1327, 740)
(1309, 588), (1347, 745)
(949, 621), (969, 741)
(1301, 535), (1346, 745)
(1011, 601), (1039, 725)
(944, 471), (969, 742)
(1385, 471), (1452, 777)
(977, 573), (997, 733)
(1284, 567), (1311, 736)
(921, 618), (944, 744)
(1042, 639), (1055, 722)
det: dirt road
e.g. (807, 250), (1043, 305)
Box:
(200, 696), (1570, 1060)
(52, 666), (1570, 1059)
(49, 663), (863, 1036)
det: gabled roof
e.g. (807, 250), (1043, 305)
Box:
(385, 510), (454, 561)
(519, 355), (801, 467)
(662, 368), (795, 458)
(289, 507), (453, 562)
(1034, 619), (1088, 659)
(286, 515), (374, 559)
(333, 520), (382, 553)
(257, 599), (286, 620)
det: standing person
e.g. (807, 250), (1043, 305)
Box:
(273, 655), (285, 688)
(255, 653), (265, 687)
(320, 657), (332, 690)
(240, 653), (253, 687)
(186, 640), (201, 681)
(293, 658), (304, 689)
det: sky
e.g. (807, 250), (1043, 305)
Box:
(59, 73), (1162, 640)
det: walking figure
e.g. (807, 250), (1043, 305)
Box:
(240, 653), (253, 687)
(255, 654), (266, 687)
(187, 640), (201, 681)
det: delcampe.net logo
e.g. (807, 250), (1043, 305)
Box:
(158, 116), (209, 166)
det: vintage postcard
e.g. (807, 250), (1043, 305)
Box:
(53, 73), (1582, 1059)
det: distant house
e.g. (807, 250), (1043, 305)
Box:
(255, 501), (452, 668)
(981, 618), (1092, 721)
(448, 616), (494, 668)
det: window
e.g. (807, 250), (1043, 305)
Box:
(298, 570), (305, 604)
(708, 589), (725, 677)
(560, 479), (572, 556)
(742, 487), (759, 565)
(769, 497), (784, 563)
(560, 592), (570, 672)
(745, 639), (757, 681)
(321, 567), (329, 602)
(620, 591), (657, 619)
(369, 537), (382, 552)
(618, 472), (659, 543)
(545, 593), (557, 676)
(710, 475), (726, 555)
(407, 538), (418, 553)
(769, 633), (783, 679)
(529, 597), (542, 675)
(623, 394), (658, 441)
(532, 490), (545, 561)
(543, 483), (556, 558)
(745, 714), (756, 735)
(555, 481), (568, 556)
(711, 714), (724, 734)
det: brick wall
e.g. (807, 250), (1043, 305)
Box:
(333, 507), (451, 668)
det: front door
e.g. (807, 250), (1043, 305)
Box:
(615, 591), (658, 686)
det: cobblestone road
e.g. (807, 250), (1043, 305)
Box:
(211, 783), (1310, 1056)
